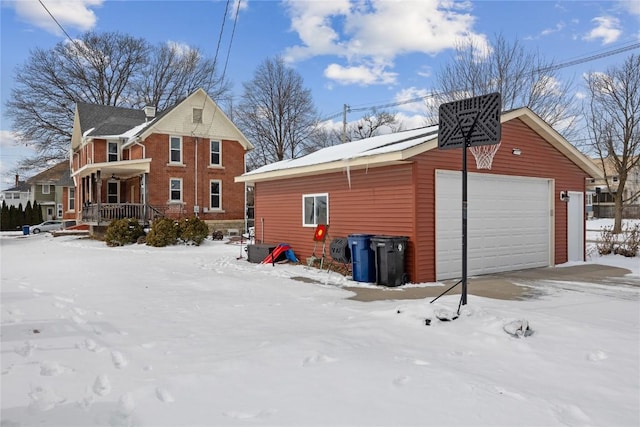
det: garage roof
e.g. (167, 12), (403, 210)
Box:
(236, 107), (603, 184)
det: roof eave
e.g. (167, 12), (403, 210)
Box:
(235, 153), (410, 184)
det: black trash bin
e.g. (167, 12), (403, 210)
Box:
(370, 236), (408, 287)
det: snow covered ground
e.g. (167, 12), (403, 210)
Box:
(1, 222), (639, 426)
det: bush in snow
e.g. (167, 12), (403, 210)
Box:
(146, 218), (179, 247)
(614, 223), (639, 257)
(597, 223), (640, 257)
(177, 216), (209, 246)
(105, 218), (145, 247)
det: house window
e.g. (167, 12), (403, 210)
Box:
(210, 180), (222, 210)
(193, 108), (203, 124)
(170, 178), (182, 202)
(108, 142), (119, 162)
(69, 188), (75, 210)
(42, 184), (50, 194)
(302, 193), (328, 227)
(170, 136), (182, 163)
(612, 176), (619, 183)
(210, 140), (221, 166)
(107, 181), (119, 203)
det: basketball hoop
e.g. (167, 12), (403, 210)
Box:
(469, 142), (501, 169)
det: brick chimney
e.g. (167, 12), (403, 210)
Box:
(15, 174), (19, 187)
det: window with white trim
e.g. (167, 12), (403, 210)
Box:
(210, 140), (221, 166)
(108, 141), (119, 162)
(169, 136), (182, 163)
(68, 187), (75, 210)
(302, 193), (328, 227)
(210, 180), (222, 210)
(42, 184), (50, 194)
(170, 178), (182, 202)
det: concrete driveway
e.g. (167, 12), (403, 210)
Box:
(345, 264), (637, 302)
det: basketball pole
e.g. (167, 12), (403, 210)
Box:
(460, 115), (479, 311)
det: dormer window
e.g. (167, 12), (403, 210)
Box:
(108, 141), (119, 162)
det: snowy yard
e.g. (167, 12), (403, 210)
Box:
(1, 224), (639, 426)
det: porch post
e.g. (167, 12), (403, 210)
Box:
(96, 170), (102, 224)
(142, 173), (149, 223)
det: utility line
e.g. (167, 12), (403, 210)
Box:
(38, 0), (75, 44)
(320, 41), (640, 122)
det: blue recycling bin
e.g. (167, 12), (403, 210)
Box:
(348, 234), (375, 283)
(22, 225), (30, 235)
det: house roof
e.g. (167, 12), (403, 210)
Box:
(236, 107), (603, 184)
(72, 88), (252, 151)
(2, 181), (30, 192)
(76, 102), (148, 138)
(27, 161), (73, 185)
(129, 88), (253, 150)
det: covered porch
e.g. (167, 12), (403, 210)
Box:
(72, 159), (161, 225)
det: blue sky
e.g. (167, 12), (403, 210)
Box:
(1, 0), (639, 186)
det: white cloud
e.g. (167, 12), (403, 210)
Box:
(0, 130), (20, 149)
(11, 0), (103, 35)
(393, 87), (434, 115)
(283, 0), (487, 86)
(540, 22), (566, 37)
(583, 16), (622, 45)
(324, 63), (397, 86)
(619, 0), (640, 16)
(230, 0), (248, 18)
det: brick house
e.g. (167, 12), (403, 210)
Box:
(70, 88), (253, 232)
(237, 107), (602, 283)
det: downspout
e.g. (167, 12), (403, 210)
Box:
(133, 139), (145, 158)
(194, 137), (198, 217)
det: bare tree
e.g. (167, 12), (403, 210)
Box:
(309, 110), (402, 154)
(236, 56), (318, 170)
(584, 54), (640, 233)
(131, 42), (230, 111)
(430, 34), (577, 136)
(345, 110), (402, 142)
(5, 31), (230, 173)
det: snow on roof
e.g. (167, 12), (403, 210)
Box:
(245, 125), (438, 176)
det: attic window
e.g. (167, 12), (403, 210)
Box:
(193, 108), (203, 124)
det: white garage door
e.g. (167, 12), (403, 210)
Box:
(436, 170), (552, 280)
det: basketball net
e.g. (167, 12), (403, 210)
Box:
(469, 143), (501, 170)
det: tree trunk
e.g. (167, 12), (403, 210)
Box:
(613, 192), (624, 233)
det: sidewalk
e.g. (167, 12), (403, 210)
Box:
(344, 264), (635, 302)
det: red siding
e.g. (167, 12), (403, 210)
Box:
(254, 117), (589, 283)
(255, 165), (416, 277)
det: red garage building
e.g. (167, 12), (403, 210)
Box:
(236, 108), (602, 283)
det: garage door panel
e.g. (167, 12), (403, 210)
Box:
(436, 170), (551, 280)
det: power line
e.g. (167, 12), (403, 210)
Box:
(320, 41), (640, 122)
(38, 0), (75, 44)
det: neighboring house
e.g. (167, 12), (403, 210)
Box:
(586, 156), (640, 218)
(0, 175), (30, 208)
(27, 161), (76, 220)
(70, 88), (253, 232)
(236, 107), (603, 284)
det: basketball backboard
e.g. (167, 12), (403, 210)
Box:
(438, 93), (501, 150)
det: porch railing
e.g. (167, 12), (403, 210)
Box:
(82, 203), (166, 225)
